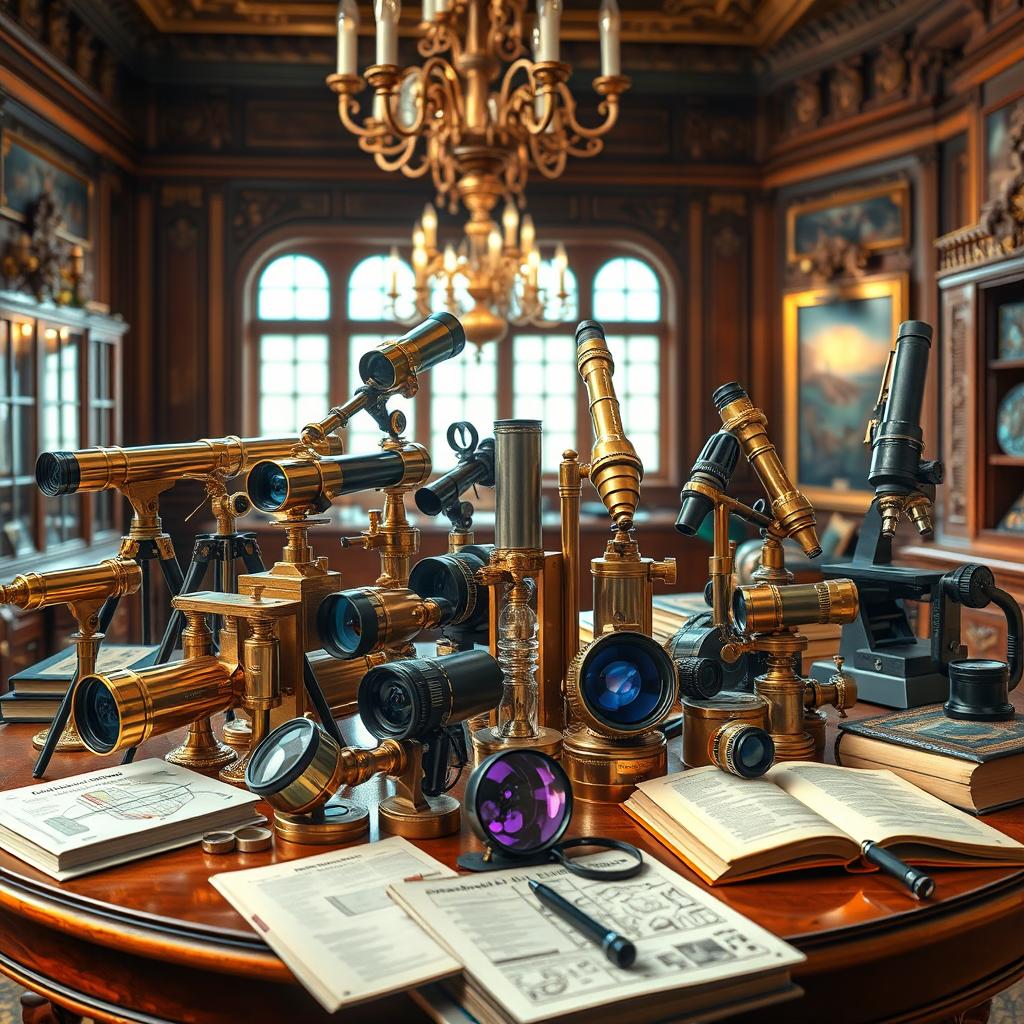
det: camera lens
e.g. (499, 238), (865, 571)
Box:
(246, 718), (320, 796)
(569, 631), (677, 736)
(35, 451), (80, 496)
(248, 461), (289, 512)
(466, 749), (572, 856)
(408, 545), (491, 631)
(710, 722), (775, 779)
(74, 676), (121, 753)
(358, 650), (502, 741)
(318, 591), (379, 658)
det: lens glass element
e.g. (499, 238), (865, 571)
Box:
(74, 677), (120, 752)
(246, 718), (318, 795)
(472, 750), (571, 854)
(249, 462), (289, 512)
(579, 634), (676, 732)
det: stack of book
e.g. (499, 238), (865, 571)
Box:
(0, 644), (158, 723)
(838, 706), (1024, 814)
(580, 591), (840, 672)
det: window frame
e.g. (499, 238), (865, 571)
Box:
(244, 234), (678, 494)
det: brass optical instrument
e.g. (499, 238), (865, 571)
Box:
(0, 559), (142, 753)
(675, 385), (859, 761)
(73, 588), (299, 780)
(561, 321), (676, 802)
(35, 433), (342, 541)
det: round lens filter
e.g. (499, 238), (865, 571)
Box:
(465, 749), (573, 858)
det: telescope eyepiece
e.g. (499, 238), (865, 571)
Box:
(358, 312), (466, 389)
(575, 319), (607, 346)
(35, 451), (80, 496)
(897, 320), (933, 344)
(676, 431), (740, 536)
(712, 381), (747, 412)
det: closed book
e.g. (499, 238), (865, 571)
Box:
(0, 693), (62, 722)
(838, 706), (1024, 814)
(8, 644), (159, 696)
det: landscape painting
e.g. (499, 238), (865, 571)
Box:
(787, 182), (908, 262)
(0, 131), (92, 245)
(784, 276), (906, 511)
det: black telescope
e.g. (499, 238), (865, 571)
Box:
(358, 650), (502, 743)
(359, 311), (466, 391)
(247, 444), (430, 515)
(868, 320), (942, 501)
(675, 430), (740, 537)
(415, 437), (495, 518)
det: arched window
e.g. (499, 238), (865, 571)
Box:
(247, 241), (672, 487)
(255, 255), (331, 436)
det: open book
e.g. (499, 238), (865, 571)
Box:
(623, 762), (1024, 885)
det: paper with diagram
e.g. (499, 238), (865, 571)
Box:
(211, 836), (460, 1012)
(389, 851), (805, 1024)
(0, 758), (262, 879)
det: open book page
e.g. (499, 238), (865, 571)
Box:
(632, 766), (854, 861)
(389, 850), (805, 1024)
(210, 836), (460, 1013)
(768, 763), (1024, 855)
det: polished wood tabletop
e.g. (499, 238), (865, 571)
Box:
(0, 702), (1022, 1024)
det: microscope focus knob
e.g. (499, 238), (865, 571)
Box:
(944, 564), (995, 609)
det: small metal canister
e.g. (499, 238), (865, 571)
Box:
(682, 691), (771, 769)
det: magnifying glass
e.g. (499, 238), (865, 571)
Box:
(456, 749), (643, 880)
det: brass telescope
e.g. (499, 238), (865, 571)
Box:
(36, 434), (342, 538)
(0, 559), (143, 753)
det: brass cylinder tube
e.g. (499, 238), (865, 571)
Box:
(243, 623), (282, 710)
(307, 649), (391, 712)
(0, 558), (142, 611)
(494, 420), (542, 551)
(559, 451), (583, 667)
(317, 587), (445, 659)
(74, 656), (237, 754)
(732, 579), (859, 635)
(576, 321), (642, 529)
(34, 435), (342, 497)
(713, 382), (821, 558)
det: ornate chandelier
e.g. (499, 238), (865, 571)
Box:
(329, 0), (626, 346)
(385, 200), (573, 348)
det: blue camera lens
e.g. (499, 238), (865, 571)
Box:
(249, 461), (289, 511)
(578, 632), (676, 734)
(74, 676), (120, 753)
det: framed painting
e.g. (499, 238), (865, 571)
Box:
(984, 94), (1024, 204)
(0, 130), (92, 247)
(786, 181), (909, 263)
(783, 274), (908, 513)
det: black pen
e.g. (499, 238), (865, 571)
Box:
(528, 879), (637, 968)
(861, 841), (935, 900)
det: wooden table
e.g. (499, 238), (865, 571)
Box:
(0, 709), (1022, 1024)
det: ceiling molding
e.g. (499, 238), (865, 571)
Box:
(129, 0), (817, 47)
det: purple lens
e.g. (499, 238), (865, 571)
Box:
(474, 750), (570, 854)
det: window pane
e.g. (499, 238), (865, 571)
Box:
(512, 335), (577, 472)
(258, 255), (330, 322)
(348, 334), (416, 451)
(604, 334), (661, 473)
(429, 345), (497, 464)
(594, 257), (661, 323)
(256, 333), (330, 435)
(349, 255), (416, 322)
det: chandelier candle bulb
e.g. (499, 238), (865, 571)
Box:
(422, 204), (438, 250)
(536, 0), (562, 62)
(599, 0), (621, 77)
(374, 0), (400, 66)
(422, 0), (435, 22)
(336, 0), (359, 76)
(502, 203), (519, 248)
(520, 215), (536, 254)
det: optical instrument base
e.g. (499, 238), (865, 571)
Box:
(272, 797), (370, 844)
(32, 723), (86, 752)
(471, 725), (563, 763)
(378, 794), (460, 838)
(561, 727), (667, 803)
(165, 718), (237, 772)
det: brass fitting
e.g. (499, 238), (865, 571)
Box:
(732, 579), (859, 635)
(0, 558), (141, 612)
(804, 655), (858, 718)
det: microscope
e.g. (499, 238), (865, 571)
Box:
(810, 320), (1024, 708)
